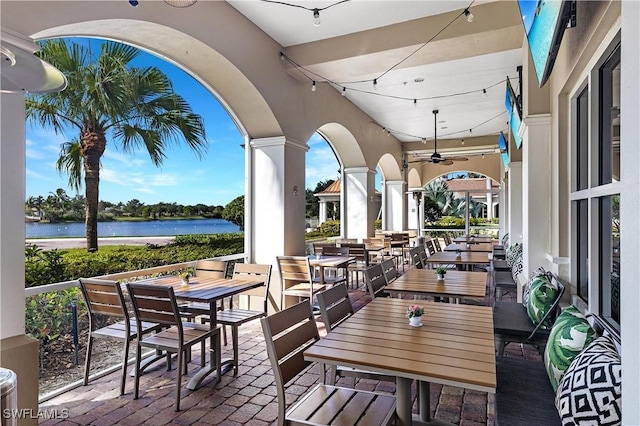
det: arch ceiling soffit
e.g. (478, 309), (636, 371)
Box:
(316, 123), (365, 168)
(28, 18), (281, 139)
(419, 153), (502, 184)
(377, 153), (403, 181)
(407, 168), (422, 189)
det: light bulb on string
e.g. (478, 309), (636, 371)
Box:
(312, 9), (321, 26)
(311, 81), (317, 92)
(280, 52), (285, 61)
(373, 79), (378, 91)
(464, 9), (474, 22)
(342, 87), (347, 96)
(414, 99), (417, 108)
(482, 88), (487, 98)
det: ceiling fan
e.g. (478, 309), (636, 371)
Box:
(409, 109), (469, 166)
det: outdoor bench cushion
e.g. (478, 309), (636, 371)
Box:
(492, 259), (510, 270)
(496, 356), (561, 426)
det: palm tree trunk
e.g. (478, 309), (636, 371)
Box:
(81, 131), (105, 252)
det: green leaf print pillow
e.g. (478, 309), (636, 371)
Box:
(543, 305), (597, 391)
(526, 273), (558, 328)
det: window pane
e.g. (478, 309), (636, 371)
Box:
(576, 87), (589, 190)
(599, 195), (620, 328)
(599, 47), (621, 185)
(575, 199), (589, 302)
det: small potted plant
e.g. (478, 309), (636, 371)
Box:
(179, 271), (191, 285)
(455, 249), (462, 258)
(435, 267), (447, 280)
(406, 305), (424, 327)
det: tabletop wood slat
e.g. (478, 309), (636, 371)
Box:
(423, 251), (490, 265)
(386, 269), (487, 299)
(304, 298), (496, 393)
(444, 243), (494, 252)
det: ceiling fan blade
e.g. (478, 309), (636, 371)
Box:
(449, 156), (469, 162)
(440, 160), (454, 166)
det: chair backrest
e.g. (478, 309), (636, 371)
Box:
(322, 245), (350, 257)
(276, 256), (314, 301)
(364, 263), (388, 299)
(260, 302), (320, 424)
(233, 263), (273, 313)
(312, 242), (334, 256)
(443, 233), (452, 245)
(363, 238), (385, 248)
(316, 283), (354, 332)
(79, 278), (129, 332)
(425, 239), (436, 255)
(408, 246), (423, 269)
(127, 283), (182, 333)
(381, 258), (398, 283)
(340, 243), (367, 263)
(432, 238), (442, 252)
(194, 259), (228, 278)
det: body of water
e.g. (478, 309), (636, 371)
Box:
(25, 218), (240, 238)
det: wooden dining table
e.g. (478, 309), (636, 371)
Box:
(444, 242), (494, 252)
(386, 268), (487, 301)
(304, 297), (496, 425)
(132, 274), (265, 389)
(423, 251), (490, 270)
(453, 235), (495, 244)
(308, 255), (355, 284)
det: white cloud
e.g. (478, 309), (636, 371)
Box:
(307, 133), (325, 146)
(103, 150), (146, 168)
(26, 168), (47, 179)
(306, 146), (340, 188)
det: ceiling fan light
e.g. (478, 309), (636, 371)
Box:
(164, 0), (197, 7)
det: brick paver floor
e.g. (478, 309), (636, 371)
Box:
(39, 263), (537, 425)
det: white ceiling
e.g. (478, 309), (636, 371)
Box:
(228, 0), (525, 155)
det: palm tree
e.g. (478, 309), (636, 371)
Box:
(27, 39), (207, 251)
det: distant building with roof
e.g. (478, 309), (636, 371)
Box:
(445, 177), (500, 219)
(314, 179), (382, 225)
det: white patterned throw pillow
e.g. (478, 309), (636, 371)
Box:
(555, 334), (621, 426)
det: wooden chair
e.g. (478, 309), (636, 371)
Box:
(260, 301), (396, 426)
(126, 283), (222, 411)
(425, 239), (436, 256)
(364, 263), (390, 299)
(79, 278), (163, 395)
(432, 237), (443, 252)
(381, 258), (398, 284)
(182, 259), (229, 344)
(384, 237), (406, 273)
(215, 263), (272, 375)
(277, 256), (326, 311)
(318, 245), (350, 285)
(312, 242), (334, 256)
(364, 237), (386, 264)
(316, 283), (395, 386)
(443, 232), (452, 245)
(341, 243), (369, 288)
(408, 246), (423, 269)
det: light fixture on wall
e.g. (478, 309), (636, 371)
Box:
(164, 0), (197, 7)
(292, 185), (299, 196)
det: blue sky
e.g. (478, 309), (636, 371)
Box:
(26, 37), (343, 207)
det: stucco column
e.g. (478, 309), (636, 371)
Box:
(522, 114), (552, 276)
(384, 180), (405, 231)
(318, 200), (327, 225)
(1, 94), (39, 426)
(342, 167), (375, 239)
(508, 162), (523, 248)
(499, 177), (509, 241)
(486, 178), (493, 220)
(247, 136), (307, 309)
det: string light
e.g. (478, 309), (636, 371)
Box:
(414, 99), (417, 107)
(280, 52), (285, 61)
(342, 87), (347, 96)
(373, 79), (378, 91)
(311, 81), (317, 92)
(483, 88), (487, 97)
(312, 8), (321, 26)
(464, 8), (474, 22)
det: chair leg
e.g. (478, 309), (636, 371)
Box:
(214, 332), (222, 385)
(232, 325), (239, 375)
(120, 338), (130, 395)
(201, 339), (206, 368)
(134, 343), (142, 400)
(83, 334), (94, 386)
(175, 350), (183, 411)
